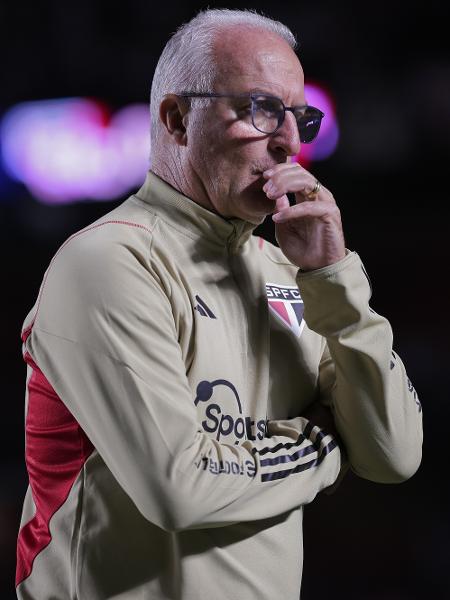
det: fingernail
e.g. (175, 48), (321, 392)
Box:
(264, 182), (276, 197)
(263, 169), (273, 177)
(272, 213), (282, 222)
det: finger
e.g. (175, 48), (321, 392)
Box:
(263, 163), (320, 196)
(272, 200), (338, 223)
(263, 170), (322, 201)
(302, 178), (322, 200)
(263, 161), (310, 179)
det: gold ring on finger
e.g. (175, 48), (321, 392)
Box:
(305, 179), (321, 199)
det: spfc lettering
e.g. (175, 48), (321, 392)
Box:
(266, 282), (304, 338)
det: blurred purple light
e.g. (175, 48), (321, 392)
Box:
(1, 99), (150, 204)
(0, 85), (337, 204)
(294, 83), (339, 166)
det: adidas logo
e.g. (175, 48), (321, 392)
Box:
(194, 295), (216, 319)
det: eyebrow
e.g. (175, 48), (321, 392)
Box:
(249, 87), (273, 95)
(248, 89), (309, 108)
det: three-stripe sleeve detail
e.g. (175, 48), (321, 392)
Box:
(254, 421), (338, 483)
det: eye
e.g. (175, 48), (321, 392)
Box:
(253, 96), (282, 118)
(235, 102), (252, 119)
(238, 102), (252, 112)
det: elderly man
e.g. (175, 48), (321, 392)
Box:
(16, 8), (422, 600)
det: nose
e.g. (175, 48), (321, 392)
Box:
(267, 111), (301, 157)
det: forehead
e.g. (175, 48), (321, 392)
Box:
(212, 25), (305, 104)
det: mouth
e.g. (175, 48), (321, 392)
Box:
(251, 166), (273, 176)
(245, 177), (276, 203)
(248, 173), (267, 192)
(247, 165), (278, 198)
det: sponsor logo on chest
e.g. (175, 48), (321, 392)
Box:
(265, 282), (304, 338)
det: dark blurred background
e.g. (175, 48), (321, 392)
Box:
(1, 1), (449, 598)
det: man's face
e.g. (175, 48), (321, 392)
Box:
(184, 27), (306, 225)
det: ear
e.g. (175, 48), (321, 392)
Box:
(159, 94), (189, 146)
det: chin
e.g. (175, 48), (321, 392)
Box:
(238, 191), (276, 223)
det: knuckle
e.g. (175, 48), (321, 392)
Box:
(332, 204), (341, 218)
(292, 162), (305, 173)
(323, 193), (338, 209)
(271, 173), (283, 186)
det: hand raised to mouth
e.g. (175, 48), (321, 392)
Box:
(263, 162), (346, 271)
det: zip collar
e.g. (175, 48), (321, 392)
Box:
(134, 171), (257, 252)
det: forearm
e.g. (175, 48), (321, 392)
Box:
(29, 324), (341, 532)
(298, 251), (423, 483)
(26, 225), (341, 531)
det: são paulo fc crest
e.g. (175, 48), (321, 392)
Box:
(266, 282), (305, 338)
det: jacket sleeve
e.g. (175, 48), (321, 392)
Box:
(25, 228), (341, 532)
(297, 251), (423, 483)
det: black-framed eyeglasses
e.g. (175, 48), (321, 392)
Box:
(177, 92), (324, 143)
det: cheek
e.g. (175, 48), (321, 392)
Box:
(219, 125), (268, 166)
(192, 113), (268, 176)
(226, 118), (264, 146)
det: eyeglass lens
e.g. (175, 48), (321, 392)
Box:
(251, 96), (322, 143)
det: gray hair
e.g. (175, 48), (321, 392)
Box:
(149, 8), (297, 152)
